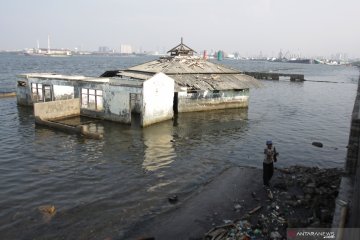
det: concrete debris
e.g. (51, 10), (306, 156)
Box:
(168, 195), (178, 204)
(270, 231), (282, 239)
(233, 204), (242, 212)
(267, 189), (274, 200)
(248, 206), (262, 215)
(251, 192), (256, 198)
(204, 166), (342, 240)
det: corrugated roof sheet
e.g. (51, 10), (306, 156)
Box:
(171, 74), (262, 91)
(116, 56), (261, 91)
(126, 57), (239, 74)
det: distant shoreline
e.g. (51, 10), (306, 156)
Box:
(0, 92), (16, 98)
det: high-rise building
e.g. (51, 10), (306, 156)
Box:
(120, 44), (132, 54)
(98, 46), (110, 53)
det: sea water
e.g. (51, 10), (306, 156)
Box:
(0, 53), (358, 239)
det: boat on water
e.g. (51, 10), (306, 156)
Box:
(24, 48), (72, 57)
(287, 58), (313, 64)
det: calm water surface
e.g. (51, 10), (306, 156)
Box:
(0, 53), (358, 239)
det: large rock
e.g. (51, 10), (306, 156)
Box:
(312, 142), (323, 148)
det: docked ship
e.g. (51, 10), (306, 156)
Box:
(24, 36), (72, 57)
(287, 58), (313, 64)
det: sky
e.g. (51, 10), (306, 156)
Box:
(1, 0), (360, 58)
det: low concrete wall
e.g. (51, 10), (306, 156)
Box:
(178, 90), (249, 113)
(35, 117), (103, 139)
(34, 98), (80, 120)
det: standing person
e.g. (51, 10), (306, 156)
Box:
(263, 140), (278, 187)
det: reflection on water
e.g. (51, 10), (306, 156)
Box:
(142, 121), (176, 173)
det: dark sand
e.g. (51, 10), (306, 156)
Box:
(124, 167), (265, 240)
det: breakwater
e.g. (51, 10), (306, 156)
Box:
(332, 69), (360, 239)
(243, 71), (304, 81)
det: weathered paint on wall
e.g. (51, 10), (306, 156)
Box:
(141, 73), (174, 127)
(17, 72), (251, 127)
(17, 75), (146, 125)
(101, 84), (140, 123)
(16, 80), (32, 105)
(16, 77), (79, 106)
(177, 89), (249, 112)
(34, 98), (80, 120)
(130, 93), (142, 114)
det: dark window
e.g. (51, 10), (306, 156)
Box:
(17, 81), (26, 87)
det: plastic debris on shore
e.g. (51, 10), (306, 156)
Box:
(204, 166), (342, 240)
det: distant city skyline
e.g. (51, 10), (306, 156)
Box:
(1, 0), (360, 58)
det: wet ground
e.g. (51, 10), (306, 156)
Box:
(124, 166), (342, 240)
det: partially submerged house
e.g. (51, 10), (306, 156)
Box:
(102, 40), (261, 113)
(17, 73), (174, 127)
(16, 40), (260, 128)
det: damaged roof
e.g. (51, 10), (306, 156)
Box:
(170, 73), (261, 91)
(124, 56), (239, 75)
(110, 56), (261, 91)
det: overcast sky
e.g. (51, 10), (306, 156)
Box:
(1, 0), (359, 57)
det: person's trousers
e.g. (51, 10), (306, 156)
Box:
(263, 162), (274, 186)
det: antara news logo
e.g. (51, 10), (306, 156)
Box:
(287, 229), (335, 239)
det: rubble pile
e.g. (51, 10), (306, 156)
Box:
(204, 166), (342, 240)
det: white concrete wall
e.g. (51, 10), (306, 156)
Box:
(34, 98), (80, 120)
(141, 73), (174, 127)
(98, 84), (141, 124)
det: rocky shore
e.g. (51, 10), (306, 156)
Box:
(127, 166), (342, 240)
(205, 166), (343, 240)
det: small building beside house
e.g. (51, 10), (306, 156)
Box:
(16, 39), (260, 128)
(17, 72), (174, 127)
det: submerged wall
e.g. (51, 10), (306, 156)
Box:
(34, 98), (80, 120)
(16, 79), (32, 106)
(142, 73), (174, 127)
(177, 89), (249, 113)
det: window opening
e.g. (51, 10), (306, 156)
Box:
(81, 88), (103, 111)
(31, 83), (43, 102)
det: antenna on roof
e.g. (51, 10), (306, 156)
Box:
(181, 37), (183, 44)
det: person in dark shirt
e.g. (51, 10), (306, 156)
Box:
(263, 140), (278, 187)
